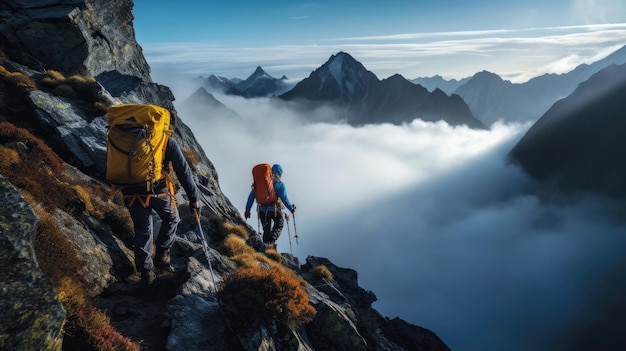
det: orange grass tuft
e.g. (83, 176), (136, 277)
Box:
(223, 222), (249, 240)
(222, 234), (256, 257)
(29, 199), (139, 351)
(311, 265), (333, 281)
(0, 65), (38, 93)
(219, 265), (316, 328)
(0, 122), (80, 211)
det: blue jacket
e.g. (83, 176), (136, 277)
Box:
(245, 164), (294, 213)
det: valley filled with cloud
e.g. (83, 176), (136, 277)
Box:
(171, 90), (626, 351)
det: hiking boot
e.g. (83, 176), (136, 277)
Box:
(154, 249), (174, 274)
(141, 270), (157, 286)
(137, 270), (159, 293)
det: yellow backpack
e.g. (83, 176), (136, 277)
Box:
(106, 104), (171, 191)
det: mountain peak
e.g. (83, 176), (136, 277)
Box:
(280, 51), (483, 128)
(250, 66), (273, 80)
(473, 70), (504, 81)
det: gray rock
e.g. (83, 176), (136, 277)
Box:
(0, 176), (65, 351)
(28, 90), (108, 176)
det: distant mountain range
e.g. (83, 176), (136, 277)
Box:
(191, 52), (485, 129)
(410, 75), (469, 95)
(192, 45), (626, 129)
(185, 45), (626, 200)
(178, 86), (240, 120)
(279, 52), (484, 128)
(198, 66), (294, 98)
(509, 62), (626, 198)
(414, 45), (626, 126)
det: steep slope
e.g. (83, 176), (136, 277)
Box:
(509, 63), (626, 197)
(280, 52), (485, 129)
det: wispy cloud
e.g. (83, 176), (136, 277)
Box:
(173, 93), (626, 351)
(143, 23), (626, 83)
(334, 23), (626, 41)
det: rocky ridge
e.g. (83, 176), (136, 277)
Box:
(0, 1), (450, 350)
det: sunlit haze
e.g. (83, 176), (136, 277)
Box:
(131, 1), (626, 350)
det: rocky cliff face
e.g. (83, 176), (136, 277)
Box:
(0, 1), (450, 350)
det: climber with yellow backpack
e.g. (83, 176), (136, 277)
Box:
(244, 163), (296, 249)
(106, 104), (199, 291)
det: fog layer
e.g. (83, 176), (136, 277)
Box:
(177, 92), (626, 351)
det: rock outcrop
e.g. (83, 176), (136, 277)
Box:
(0, 176), (65, 351)
(0, 1), (451, 350)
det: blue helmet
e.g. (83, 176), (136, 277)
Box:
(271, 164), (283, 177)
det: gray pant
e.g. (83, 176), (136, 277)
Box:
(260, 208), (283, 244)
(125, 194), (180, 273)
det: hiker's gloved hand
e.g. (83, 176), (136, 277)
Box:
(190, 202), (200, 216)
(291, 204), (296, 213)
(244, 211), (251, 219)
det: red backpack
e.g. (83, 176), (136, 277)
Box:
(251, 163), (277, 205)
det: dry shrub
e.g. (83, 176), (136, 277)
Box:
(53, 84), (77, 98)
(66, 75), (100, 100)
(73, 184), (99, 217)
(57, 278), (139, 351)
(28, 196), (138, 351)
(222, 234), (256, 257)
(223, 222), (249, 240)
(264, 247), (282, 262)
(0, 145), (20, 167)
(0, 122), (81, 211)
(40, 70), (65, 86)
(0, 65), (37, 94)
(219, 265), (316, 328)
(32, 204), (85, 285)
(37, 70), (104, 110)
(311, 265), (333, 281)
(67, 75), (88, 85)
(0, 122), (62, 171)
(61, 172), (133, 240)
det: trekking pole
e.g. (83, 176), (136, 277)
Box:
(292, 210), (299, 245)
(284, 212), (293, 255)
(194, 208), (217, 295)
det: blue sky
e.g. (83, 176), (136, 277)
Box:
(133, 0), (626, 83)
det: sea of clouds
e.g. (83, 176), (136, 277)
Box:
(170, 85), (626, 351)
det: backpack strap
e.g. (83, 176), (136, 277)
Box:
(107, 125), (148, 183)
(127, 128), (147, 182)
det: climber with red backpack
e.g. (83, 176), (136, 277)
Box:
(245, 163), (296, 248)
